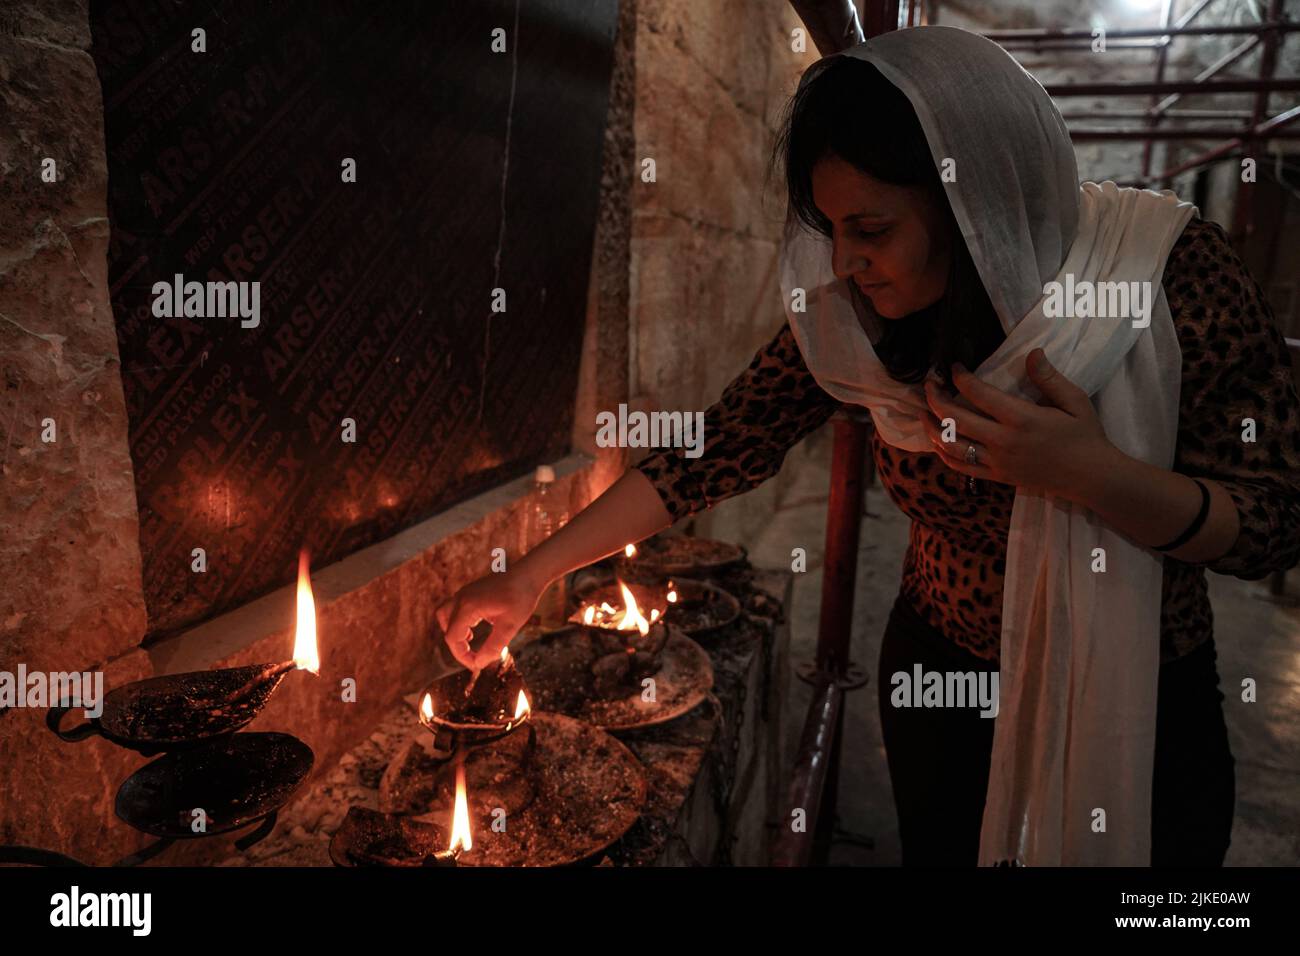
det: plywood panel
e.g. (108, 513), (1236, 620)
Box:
(89, 0), (619, 640)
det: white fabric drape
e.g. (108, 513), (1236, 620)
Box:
(778, 25), (1197, 865)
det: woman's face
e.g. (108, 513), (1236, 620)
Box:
(811, 152), (951, 319)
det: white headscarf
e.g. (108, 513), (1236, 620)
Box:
(779, 25), (1196, 866)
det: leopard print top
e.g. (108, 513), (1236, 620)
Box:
(636, 217), (1300, 664)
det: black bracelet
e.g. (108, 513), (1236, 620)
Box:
(1153, 479), (1211, 552)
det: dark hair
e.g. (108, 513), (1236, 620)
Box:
(769, 56), (1004, 389)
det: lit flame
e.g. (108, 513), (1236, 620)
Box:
(293, 550), (320, 674)
(420, 693), (434, 722)
(573, 581), (667, 637)
(449, 763), (472, 854)
(615, 580), (651, 637)
(500, 647), (509, 663)
(667, 589), (678, 603)
(624, 543), (637, 558)
(505, 689), (530, 731)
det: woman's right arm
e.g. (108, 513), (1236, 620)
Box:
(435, 469), (673, 668)
(436, 321), (840, 668)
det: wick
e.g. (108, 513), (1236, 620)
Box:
(200, 660), (296, 708)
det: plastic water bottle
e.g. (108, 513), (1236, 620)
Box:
(528, 465), (568, 625)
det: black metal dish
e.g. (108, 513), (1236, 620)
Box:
(0, 846), (88, 867)
(416, 656), (532, 757)
(46, 663), (293, 755)
(112, 731), (313, 864)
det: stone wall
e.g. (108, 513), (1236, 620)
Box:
(627, 0), (828, 555)
(0, 0), (154, 862)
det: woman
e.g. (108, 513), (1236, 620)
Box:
(437, 27), (1300, 866)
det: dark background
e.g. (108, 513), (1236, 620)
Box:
(89, 0), (619, 641)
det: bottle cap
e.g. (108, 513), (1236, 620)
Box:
(534, 464), (556, 483)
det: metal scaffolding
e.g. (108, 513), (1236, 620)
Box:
(989, 0), (1296, 233)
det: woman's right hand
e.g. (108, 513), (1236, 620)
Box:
(433, 469), (674, 670)
(434, 569), (544, 670)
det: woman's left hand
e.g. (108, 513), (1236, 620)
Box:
(920, 348), (1117, 500)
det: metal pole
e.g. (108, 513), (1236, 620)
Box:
(771, 681), (841, 866)
(1141, 0), (1177, 182)
(812, 702), (848, 863)
(1071, 128), (1300, 141)
(1045, 78), (1300, 97)
(1233, 0), (1286, 244)
(1156, 138), (1246, 184)
(1062, 109), (1256, 120)
(815, 413), (869, 676)
(1156, 105), (1300, 184)
(989, 22), (1298, 42)
(1151, 37), (1261, 117)
(1171, 0), (1221, 31)
(1001, 40), (1167, 52)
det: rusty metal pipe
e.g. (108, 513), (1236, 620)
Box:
(1156, 104), (1300, 183)
(990, 22), (1297, 42)
(1046, 78), (1300, 97)
(815, 413), (870, 676)
(1156, 139), (1245, 184)
(1063, 110), (1255, 120)
(1072, 128), (1300, 141)
(770, 678), (842, 867)
(1009, 40), (1168, 51)
(1171, 0), (1220, 30)
(1249, 1), (1286, 132)
(1140, 0), (1177, 181)
(1151, 36), (1261, 117)
(1233, 0), (1286, 243)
